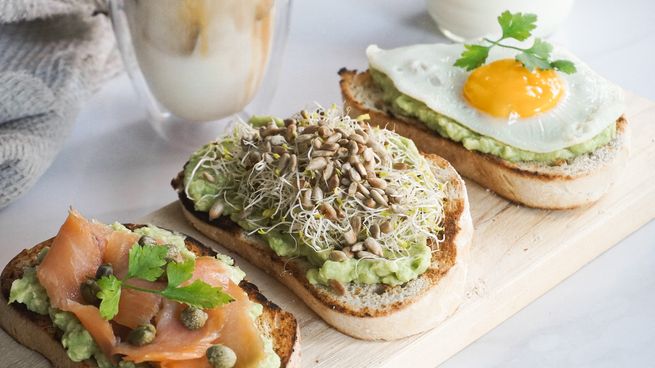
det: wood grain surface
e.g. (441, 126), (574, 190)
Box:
(2, 93), (654, 367)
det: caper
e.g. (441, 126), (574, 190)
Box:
(206, 344), (237, 368)
(80, 279), (100, 306)
(36, 246), (50, 264)
(180, 306), (208, 330)
(127, 324), (156, 346)
(138, 235), (157, 246)
(95, 263), (113, 279)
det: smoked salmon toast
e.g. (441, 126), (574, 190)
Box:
(0, 210), (300, 368)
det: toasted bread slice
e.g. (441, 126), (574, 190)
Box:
(339, 69), (631, 209)
(173, 153), (473, 340)
(0, 224), (300, 368)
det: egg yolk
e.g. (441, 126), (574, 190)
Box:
(463, 59), (564, 119)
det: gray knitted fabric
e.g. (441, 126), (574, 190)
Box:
(0, 0), (121, 208)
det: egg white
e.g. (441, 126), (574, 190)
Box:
(367, 43), (624, 153)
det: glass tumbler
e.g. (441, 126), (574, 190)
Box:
(110, 0), (291, 147)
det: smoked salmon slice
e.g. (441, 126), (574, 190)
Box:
(36, 211), (266, 367)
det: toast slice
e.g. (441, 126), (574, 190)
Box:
(0, 224), (300, 368)
(173, 153), (473, 341)
(339, 69), (631, 209)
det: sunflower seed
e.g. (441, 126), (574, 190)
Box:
(321, 142), (339, 151)
(310, 139), (321, 151)
(329, 250), (349, 262)
(263, 141), (272, 153)
(301, 190), (313, 209)
(348, 154), (359, 165)
(260, 127), (284, 138)
(343, 229), (357, 245)
(286, 124), (297, 141)
(284, 118), (296, 127)
(306, 157), (328, 171)
(341, 177), (351, 186)
(324, 161), (334, 179)
(380, 221), (392, 233)
(363, 148), (375, 162)
(354, 192), (366, 201)
(367, 177), (387, 189)
(277, 153), (290, 172)
(350, 216), (362, 234)
(312, 186), (324, 202)
(263, 153), (274, 164)
(296, 134), (315, 143)
(355, 129), (369, 141)
(338, 138), (349, 146)
(370, 188), (388, 206)
(288, 154), (298, 172)
(320, 202), (337, 220)
(318, 126), (331, 137)
(354, 162), (367, 178)
(327, 174), (340, 191)
(364, 198), (376, 208)
(356, 250), (377, 259)
(328, 279), (346, 296)
(325, 133), (342, 145)
(370, 224), (381, 239)
(312, 150), (335, 158)
(202, 171), (215, 183)
(357, 182), (370, 196)
(337, 147), (349, 158)
(342, 247), (354, 258)
(364, 237), (383, 256)
(393, 162), (409, 170)
(349, 168), (361, 182)
(341, 162), (352, 172)
(208, 200), (224, 221)
(347, 140), (358, 156)
(351, 242), (364, 252)
(301, 125), (319, 134)
(349, 134), (366, 145)
(347, 182), (358, 196)
(364, 160), (375, 172)
(271, 145), (286, 155)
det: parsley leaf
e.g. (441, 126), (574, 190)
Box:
(166, 257), (195, 287)
(498, 11), (537, 41)
(97, 240), (233, 321)
(127, 244), (168, 281)
(97, 275), (122, 320)
(525, 38), (552, 59)
(161, 280), (234, 309)
(516, 52), (551, 71)
(453, 45), (490, 71)
(453, 10), (576, 74)
(550, 59), (577, 74)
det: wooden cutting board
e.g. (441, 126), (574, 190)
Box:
(2, 94), (654, 367)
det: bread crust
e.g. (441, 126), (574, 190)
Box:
(0, 225), (300, 368)
(338, 69), (631, 209)
(172, 154), (473, 340)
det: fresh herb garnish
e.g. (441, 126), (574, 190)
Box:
(454, 10), (576, 74)
(97, 244), (233, 320)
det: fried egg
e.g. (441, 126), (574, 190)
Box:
(366, 43), (624, 153)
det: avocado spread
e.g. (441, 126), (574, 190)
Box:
(184, 108), (445, 287)
(369, 69), (616, 164)
(9, 225), (279, 368)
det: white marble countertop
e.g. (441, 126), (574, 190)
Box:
(1, 0), (654, 367)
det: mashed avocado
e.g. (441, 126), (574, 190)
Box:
(184, 125), (437, 287)
(9, 225), (279, 368)
(369, 69), (616, 164)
